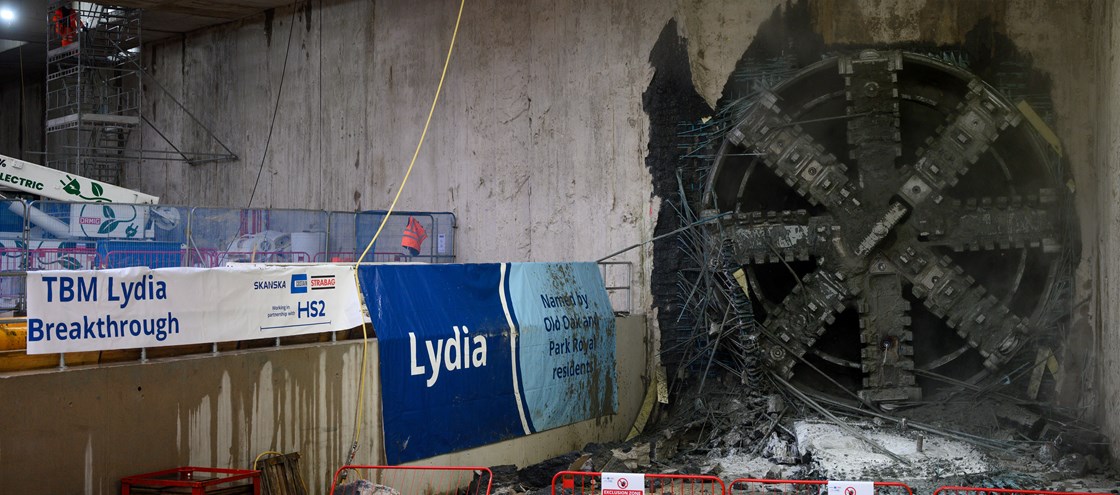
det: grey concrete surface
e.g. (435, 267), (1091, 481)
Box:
(134, 0), (669, 320)
(1096, 0), (1120, 465)
(0, 315), (647, 492)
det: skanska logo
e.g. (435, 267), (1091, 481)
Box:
(291, 274), (308, 294)
(253, 280), (286, 290)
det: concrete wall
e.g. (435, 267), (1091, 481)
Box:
(0, 341), (372, 492)
(0, 316), (647, 493)
(135, 0), (672, 317)
(131, 0), (801, 316)
(105, 0), (1120, 461)
(1096, 0), (1120, 462)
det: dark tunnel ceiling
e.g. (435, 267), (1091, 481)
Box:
(0, 0), (294, 82)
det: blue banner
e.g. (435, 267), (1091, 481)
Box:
(359, 262), (617, 464)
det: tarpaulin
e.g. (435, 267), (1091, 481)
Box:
(359, 262), (617, 464)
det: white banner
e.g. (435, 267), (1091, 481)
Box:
(26, 265), (364, 354)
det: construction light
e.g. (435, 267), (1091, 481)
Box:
(0, 8), (14, 22)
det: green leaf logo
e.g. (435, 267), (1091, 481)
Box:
(102, 205), (115, 218)
(98, 220), (120, 234)
(43, 256), (83, 270)
(58, 256), (82, 270)
(62, 176), (112, 202)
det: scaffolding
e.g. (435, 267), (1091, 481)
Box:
(45, 2), (142, 185)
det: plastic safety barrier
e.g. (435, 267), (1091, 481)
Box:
(99, 249), (185, 269)
(933, 486), (1112, 495)
(217, 250), (313, 265)
(31, 247), (97, 270)
(728, 478), (914, 495)
(313, 251), (409, 263)
(0, 246), (29, 271)
(329, 465), (492, 495)
(552, 470), (726, 495)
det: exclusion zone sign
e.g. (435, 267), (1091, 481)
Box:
(828, 480), (874, 495)
(602, 472), (645, 495)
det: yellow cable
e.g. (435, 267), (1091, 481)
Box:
(252, 450), (284, 470)
(344, 0), (466, 469)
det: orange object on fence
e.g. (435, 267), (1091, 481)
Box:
(934, 486), (1113, 495)
(401, 216), (427, 256)
(728, 478), (914, 495)
(329, 465), (492, 495)
(552, 470), (726, 495)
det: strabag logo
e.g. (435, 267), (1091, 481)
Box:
(291, 274), (308, 293)
(310, 275), (336, 290)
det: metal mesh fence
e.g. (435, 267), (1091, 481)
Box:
(354, 210), (457, 263)
(0, 202), (457, 314)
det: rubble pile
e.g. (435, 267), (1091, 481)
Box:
(482, 369), (1117, 494)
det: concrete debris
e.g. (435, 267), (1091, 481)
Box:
(761, 432), (798, 464)
(611, 442), (652, 470)
(487, 465), (522, 494)
(1057, 453), (1088, 476)
(653, 433), (682, 461)
(333, 480), (400, 495)
(993, 403), (1044, 430)
(567, 454), (594, 472)
(486, 372), (1114, 495)
(793, 420), (991, 480)
(766, 395), (785, 414)
(1039, 443), (1059, 464)
(516, 452), (578, 488)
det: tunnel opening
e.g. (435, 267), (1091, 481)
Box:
(644, 0), (1102, 481)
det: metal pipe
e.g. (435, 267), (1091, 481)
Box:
(771, 373), (912, 465)
(596, 212), (730, 263)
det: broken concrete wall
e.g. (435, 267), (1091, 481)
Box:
(659, 0), (1100, 413)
